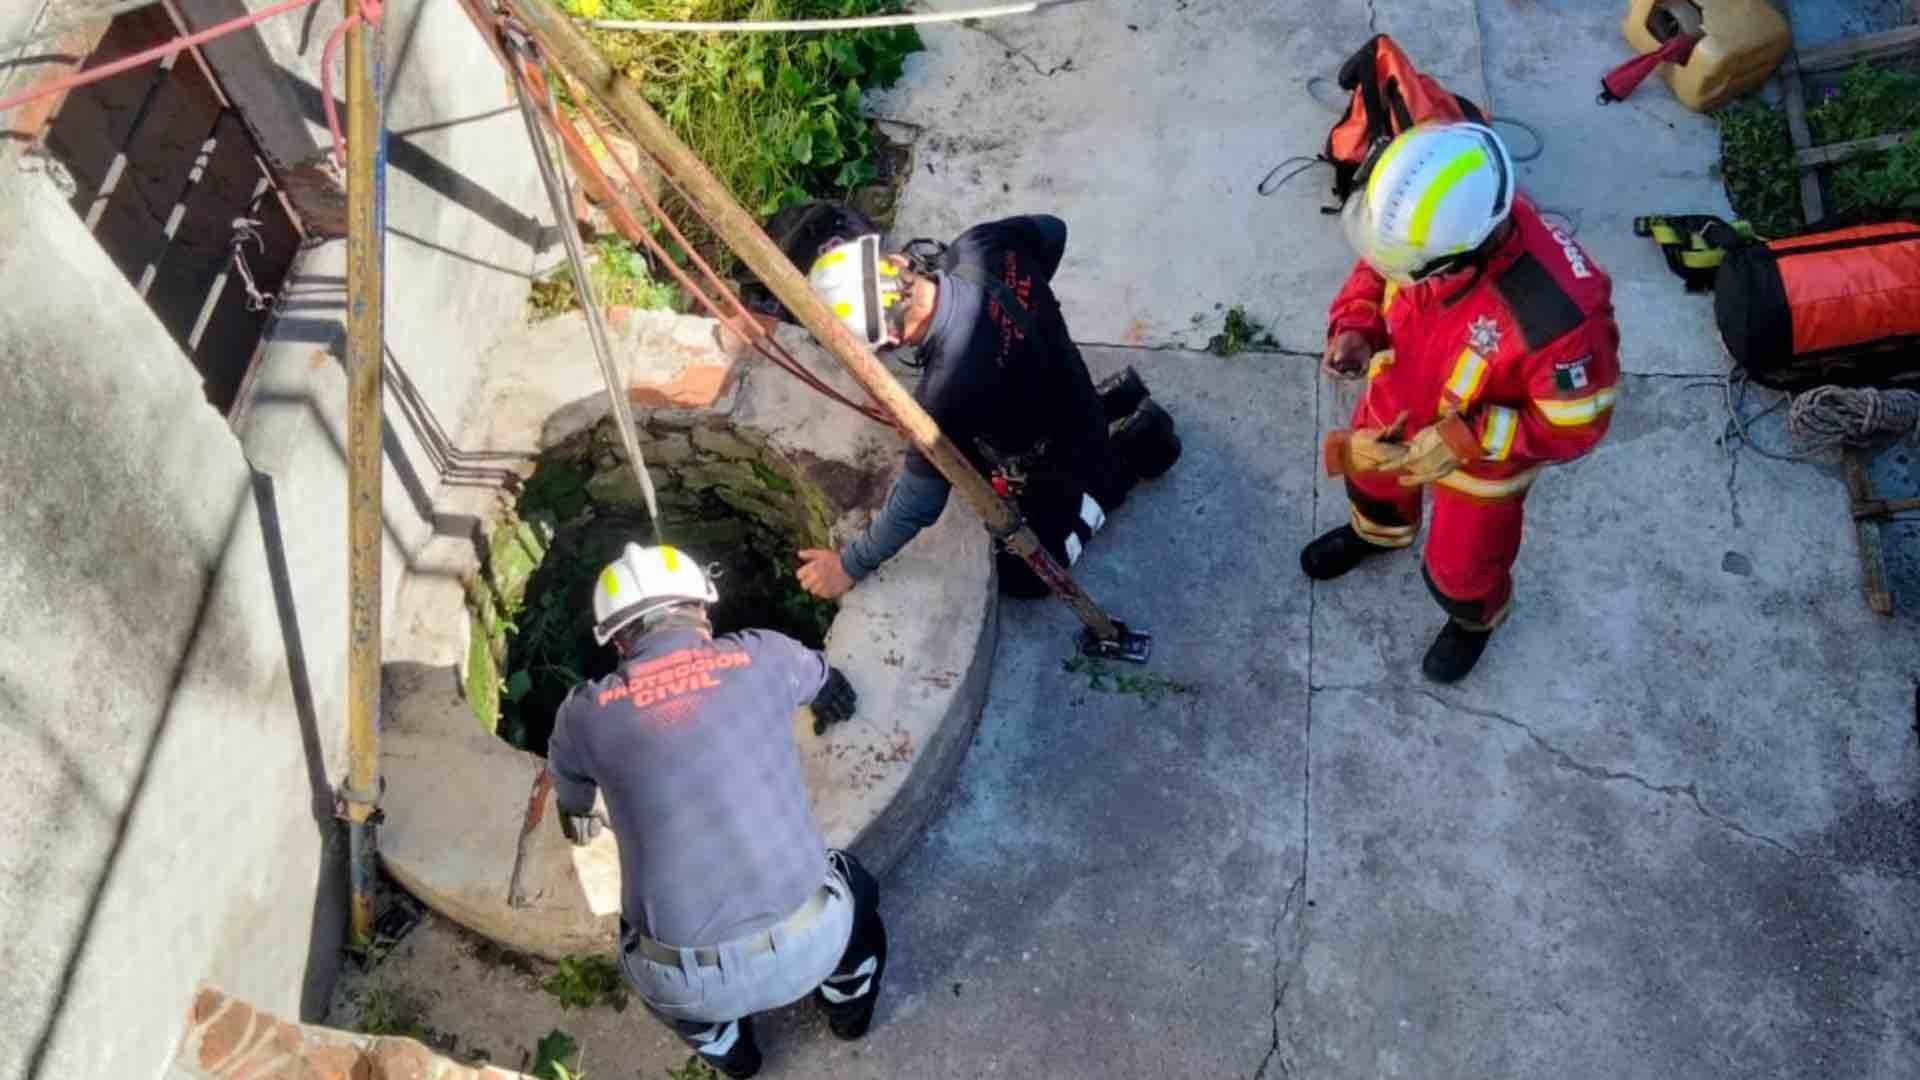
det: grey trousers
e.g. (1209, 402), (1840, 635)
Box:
(616, 863), (856, 1025)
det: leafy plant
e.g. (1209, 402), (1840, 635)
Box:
(1061, 656), (1200, 705)
(1807, 63), (1920, 146)
(541, 954), (629, 1011)
(564, 0), (922, 267)
(1714, 101), (1800, 236)
(530, 236), (685, 322)
(531, 1029), (585, 1080)
(1207, 305), (1281, 356)
(354, 986), (425, 1038)
(1715, 62), (1920, 235)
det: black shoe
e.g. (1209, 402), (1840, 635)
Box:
(818, 955), (883, 1040)
(1299, 525), (1393, 581)
(1112, 401), (1182, 480)
(689, 1016), (761, 1079)
(1422, 621), (1492, 684)
(1097, 366), (1150, 422)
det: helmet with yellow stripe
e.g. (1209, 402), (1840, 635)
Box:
(807, 234), (914, 349)
(1342, 122), (1515, 284)
(592, 543), (720, 646)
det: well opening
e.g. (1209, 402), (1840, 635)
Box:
(464, 414), (840, 754)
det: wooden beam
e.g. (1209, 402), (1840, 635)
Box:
(1795, 130), (1911, 169)
(1797, 25), (1920, 74)
(1844, 452), (1894, 616)
(1779, 56), (1825, 224)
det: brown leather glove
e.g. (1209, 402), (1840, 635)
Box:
(1397, 414), (1482, 487)
(1324, 411), (1409, 477)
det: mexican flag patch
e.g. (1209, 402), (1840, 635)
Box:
(1553, 357), (1591, 392)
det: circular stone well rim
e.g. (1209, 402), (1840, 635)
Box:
(377, 312), (997, 960)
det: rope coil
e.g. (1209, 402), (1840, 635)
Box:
(1788, 386), (1920, 453)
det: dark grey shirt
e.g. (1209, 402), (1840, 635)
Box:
(547, 625), (830, 946)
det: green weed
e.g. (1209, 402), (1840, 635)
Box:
(1207, 305), (1281, 356)
(1715, 101), (1800, 235)
(354, 986), (425, 1038)
(530, 236), (685, 322)
(1715, 62), (1920, 235)
(542, 955), (629, 1011)
(1061, 656), (1200, 705)
(563, 0), (922, 267)
(666, 1056), (720, 1080)
(531, 1029), (586, 1080)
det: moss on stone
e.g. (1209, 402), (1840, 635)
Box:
(466, 609), (500, 733)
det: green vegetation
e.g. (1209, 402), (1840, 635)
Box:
(1716, 63), (1920, 236)
(531, 1029), (587, 1080)
(530, 236), (685, 322)
(541, 954), (629, 1011)
(1061, 656), (1200, 706)
(564, 0), (922, 259)
(353, 986), (426, 1039)
(1207, 305), (1281, 356)
(666, 1056), (720, 1080)
(1715, 101), (1799, 236)
(475, 424), (840, 753)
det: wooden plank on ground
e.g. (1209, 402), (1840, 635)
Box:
(1844, 451), (1895, 616)
(1779, 55), (1825, 224)
(1795, 130), (1911, 168)
(1797, 25), (1920, 73)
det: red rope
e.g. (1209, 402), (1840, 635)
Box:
(562, 80), (894, 427)
(319, 0), (384, 166)
(0, 0), (326, 118)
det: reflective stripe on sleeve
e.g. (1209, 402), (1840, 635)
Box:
(1443, 349), (1491, 406)
(1533, 386), (1617, 427)
(1479, 405), (1518, 462)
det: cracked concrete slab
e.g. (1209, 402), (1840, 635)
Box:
(1289, 686), (1920, 1080)
(1314, 376), (1920, 843)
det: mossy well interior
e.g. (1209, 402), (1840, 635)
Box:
(463, 414), (841, 754)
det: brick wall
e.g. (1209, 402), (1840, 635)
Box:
(169, 989), (529, 1080)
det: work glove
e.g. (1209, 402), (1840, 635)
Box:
(1397, 414), (1482, 487)
(811, 667), (858, 734)
(1323, 411), (1409, 477)
(1322, 330), (1373, 380)
(558, 807), (607, 847)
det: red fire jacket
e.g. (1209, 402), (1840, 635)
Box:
(1328, 197), (1621, 500)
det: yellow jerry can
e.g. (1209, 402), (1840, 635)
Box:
(1622, 0), (1792, 112)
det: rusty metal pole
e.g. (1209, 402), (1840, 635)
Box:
(341, 0), (387, 949)
(506, 0), (1147, 661)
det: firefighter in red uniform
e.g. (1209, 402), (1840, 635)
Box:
(1304, 122), (1620, 683)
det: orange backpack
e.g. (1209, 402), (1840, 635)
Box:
(1324, 35), (1487, 203)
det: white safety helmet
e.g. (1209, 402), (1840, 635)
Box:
(808, 234), (910, 348)
(592, 543), (719, 646)
(1342, 122), (1515, 284)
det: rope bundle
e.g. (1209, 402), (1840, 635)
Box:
(1787, 386), (1920, 453)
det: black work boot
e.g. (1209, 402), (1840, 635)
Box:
(1097, 366), (1150, 422)
(1300, 525), (1393, 581)
(1112, 401), (1182, 480)
(1422, 621), (1493, 684)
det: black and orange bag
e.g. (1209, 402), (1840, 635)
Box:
(1324, 34), (1487, 203)
(1714, 220), (1920, 391)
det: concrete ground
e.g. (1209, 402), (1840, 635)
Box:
(342, 2), (1920, 1077)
